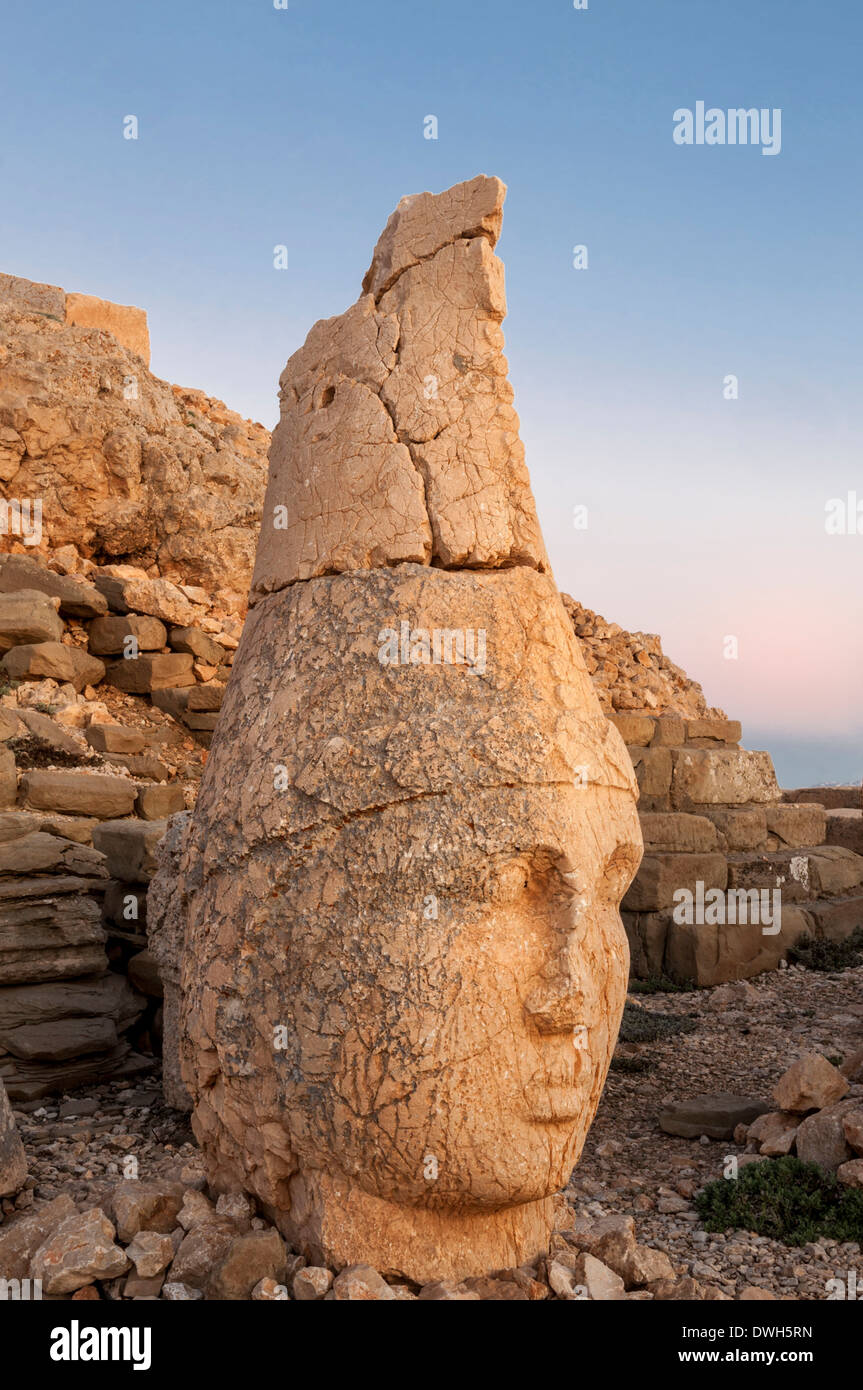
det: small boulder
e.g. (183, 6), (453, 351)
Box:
(747, 1110), (800, 1156)
(110, 1179), (185, 1242)
(837, 1159), (863, 1188)
(842, 1107), (863, 1154)
(293, 1265), (333, 1301)
(659, 1094), (770, 1140)
(795, 1100), (857, 1170)
(0, 589), (64, 653)
(125, 1230), (174, 1278)
(0, 1194), (77, 1280)
(87, 614), (167, 656)
(568, 1252), (625, 1301)
(773, 1053), (850, 1113)
(208, 1228), (287, 1300)
(31, 1207), (129, 1295)
(2, 642), (105, 693)
(331, 1264), (397, 1300)
(0, 556), (108, 619)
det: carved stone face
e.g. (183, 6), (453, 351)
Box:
(278, 783), (641, 1210)
(180, 564), (642, 1247)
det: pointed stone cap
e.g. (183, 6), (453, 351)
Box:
(251, 176), (548, 600)
(362, 174), (506, 300)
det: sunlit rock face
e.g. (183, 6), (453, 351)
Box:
(178, 177), (642, 1283)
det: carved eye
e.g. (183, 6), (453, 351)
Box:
(603, 844), (641, 898)
(489, 860), (530, 904)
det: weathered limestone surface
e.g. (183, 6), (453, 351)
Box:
(0, 1076), (27, 1195)
(0, 284), (267, 591)
(148, 817), (192, 1112)
(178, 178), (642, 1282)
(251, 175), (548, 596)
(64, 292), (150, 366)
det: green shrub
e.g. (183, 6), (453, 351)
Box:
(787, 928), (863, 973)
(610, 1054), (648, 1074)
(696, 1156), (863, 1247)
(629, 974), (695, 995)
(618, 1001), (697, 1044)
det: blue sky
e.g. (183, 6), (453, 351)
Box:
(3, 0), (861, 784)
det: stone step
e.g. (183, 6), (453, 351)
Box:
(639, 812), (718, 853)
(782, 785), (861, 810)
(0, 589), (64, 652)
(0, 1015), (119, 1062)
(623, 902), (813, 988)
(103, 652), (194, 694)
(20, 769), (138, 819)
(0, 554), (107, 619)
(91, 819), (169, 883)
(622, 851), (727, 913)
(826, 809), (863, 856)
(803, 893), (863, 943)
(0, 1042), (152, 1103)
(725, 846), (863, 900)
(1, 641), (105, 692)
(0, 971), (143, 1031)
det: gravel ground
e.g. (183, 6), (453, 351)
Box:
(5, 961), (862, 1301)
(569, 962), (863, 1300)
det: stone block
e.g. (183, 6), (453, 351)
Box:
(726, 850), (815, 902)
(186, 681), (223, 712)
(621, 911), (669, 979)
(86, 723), (146, 754)
(702, 806), (768, 851)
(64, 292), (150, 365)
(151, 687), (191, 720)
(663, 904), (812, 987)
(92, 818), (168, 882)
(0, 556), (107, 619)
(629, 746), (672, 807)
(183, 712), (219, 731)
(21, 769), (137, 819)
(169, 626), (224, 667)
(136, 783), (185, 820)
(104, 653), (195, 693)
(1, 641), (105, 692)
(685, 719), (742, 745)
(0, 272), (65, 318)
(0, 1016), (118, 1062)
(765, 804), (827, 850)
(825, 810), (863, 856)
(808, 847), (863, 896)
(622, 851), (727, 913)
(804, 894), (863, 943)
(659, 1095), (770, 1140)
(0, 589), (65, 653)
(782, 786), (861, 810)
(608, 714), (654, 747)
(650, 714), (685, 747)
(93, 571), (194, 625)
(639, 812), (718, 853)
(670, 749), (779, 808)
(88, 614), (167, 655)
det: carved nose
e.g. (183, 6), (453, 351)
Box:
(524, 930), (585, 1035)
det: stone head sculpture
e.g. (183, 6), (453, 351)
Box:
(178, 177), (642, 1283)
